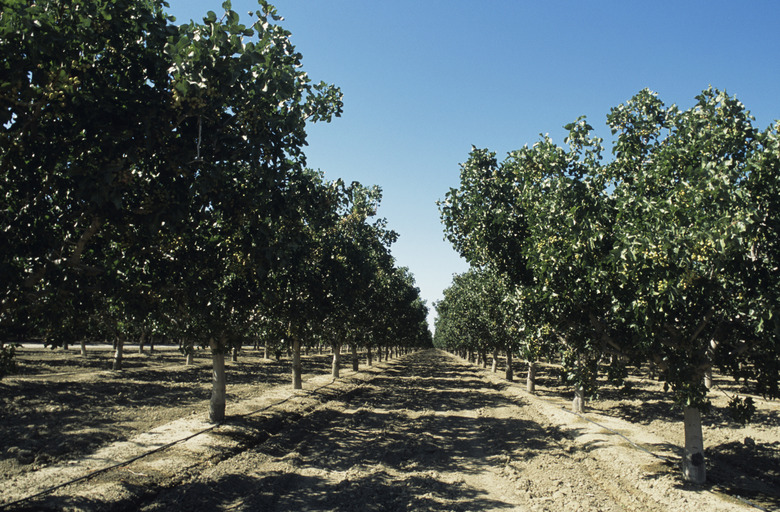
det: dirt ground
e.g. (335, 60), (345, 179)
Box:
(0, 347), (778, 511)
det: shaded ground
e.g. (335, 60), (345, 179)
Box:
(1, 349), (775, 511)
(0, 345), (330, 479)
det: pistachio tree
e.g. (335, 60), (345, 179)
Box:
(440, 88), (780, 483)
(1, 0), (343, 421)
(603, 88), (779, 482)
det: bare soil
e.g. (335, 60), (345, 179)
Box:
(0, 347), (777, 511)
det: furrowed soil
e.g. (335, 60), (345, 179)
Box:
(1, 347), (778, 511)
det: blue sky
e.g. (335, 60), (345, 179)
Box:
(166, 0), (780, 328)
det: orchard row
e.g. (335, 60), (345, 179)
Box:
(436, 88), (780, 484)
(0, 0), (431, 421)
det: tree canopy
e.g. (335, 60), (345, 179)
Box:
(439, 87), (780, 483)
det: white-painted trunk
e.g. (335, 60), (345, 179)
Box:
(704, 368), (713, 390)
(332, 343), (341, 378)
(704, 337), (718, 390)
(185, 351), (194, 365)
(682, 406), (706, 483)
(527, 361), (537, 394)
(492, 348), (498, 373)
(209, 339), (226, 423)
(292, 338), (302, 389)
(80, 340), (87, 357)
(572, 383), (584, 413)
(112, 337), (124, 370)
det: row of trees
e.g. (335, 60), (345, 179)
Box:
(437, 88), (780, 484)
(1, 0), (431, 421)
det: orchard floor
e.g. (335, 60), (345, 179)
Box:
(0, 348), (777, 511)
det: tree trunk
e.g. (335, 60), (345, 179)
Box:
(185, 351), (194, 365)
(682, 406), (706, 484)
(492, 348), (498, 373)
(367, 347), (373, 366)
(331, 342), (341, 378)
(292, 337), (302, 390)
(138, 329), (147, 354)
(262, 344), (268, 359)
(231, 347), (238, 362)
(527, 361), (537, 394)
(351, 343), (359, 371)
(572, 383), (585, 413)
(112, 336), (124, 370)
(80, 340), (87, 357)
(505, 349), (513, 381)
(209, 338), (226, 423)
(704, 337), (718, 390)
(377, 347), (383, 362)
(149, 335), (155, 354)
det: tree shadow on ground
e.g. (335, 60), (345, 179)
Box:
(707, 439), (780, 511)
(139, 471), (520, 512)
(0, 353), (333, 472)
(137, 352), (570, 511)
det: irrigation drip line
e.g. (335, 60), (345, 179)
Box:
(0, 359), (392, 511)
(0, 423), (219, 511)
(560, 406), (674, 464)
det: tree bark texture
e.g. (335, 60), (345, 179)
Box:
(492, 348), (498, 373)
(351, 343), (359, 371)
(505, 349), (513, 382)
(80, 340), (87, 357)
(367, 347), (373, 366)
(292, 337), (302, 389)
(209, 338), (226, 423)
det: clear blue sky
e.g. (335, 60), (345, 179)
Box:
(166, 0), (780, 329)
